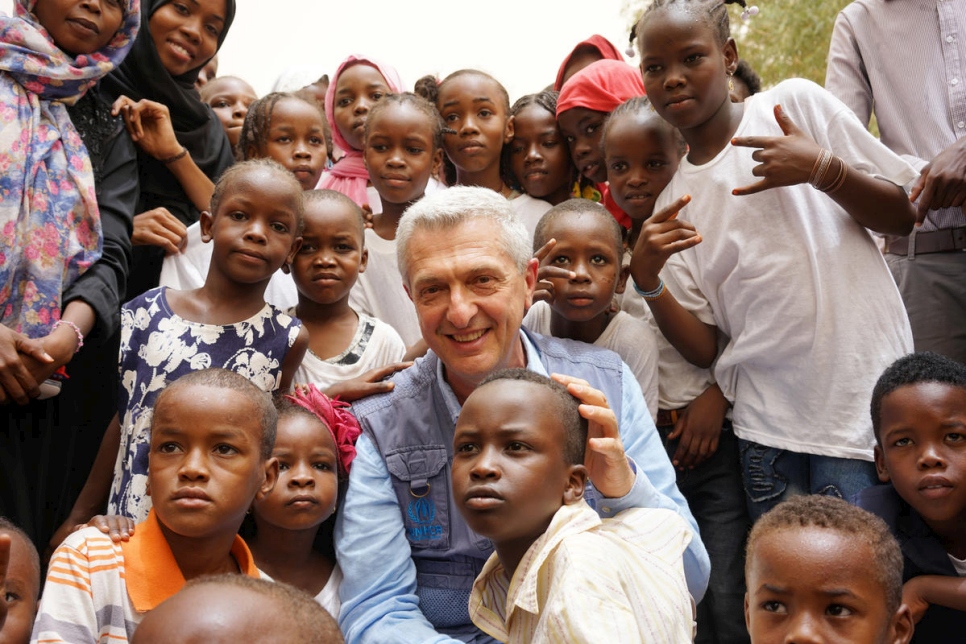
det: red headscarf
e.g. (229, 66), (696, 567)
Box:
(553, 35), (624, 91)
(556, 60), (645, 118)
(286, 384), (363, 479)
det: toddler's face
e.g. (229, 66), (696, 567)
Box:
(0, 531), (39, 644)
(539, 214), (625, 325)
(260, 98), (327, 191)
(289, 202), (365, 306)
(604, 114), (680, 222)
(558, 107), (608, 184)
(34, 0), (123, 56)
(252, 413), (338, 533)
(745, 527), (910, 644)
(875, 382), (966, 530)
(332, 63), (391, 152)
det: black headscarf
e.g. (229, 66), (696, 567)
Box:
(102, 0), (237, 298)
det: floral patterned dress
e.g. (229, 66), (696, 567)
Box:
(109, 287), (302, 522)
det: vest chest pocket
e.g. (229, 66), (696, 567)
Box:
(385, 446), (451, 551)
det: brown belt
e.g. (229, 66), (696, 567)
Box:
(657, 408), (685, 427)
(887, 226), (966, 255)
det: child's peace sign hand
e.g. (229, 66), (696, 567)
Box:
(532, 238), (575, 305)
(629, 194), (697, 292)
(731, 104), (823, 196)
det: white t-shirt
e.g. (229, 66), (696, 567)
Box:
(262, 563), (343, 618)
(159, 221), (299, 310)
(949, 554), (966, 577)
(655, 78), (917, 460)
(620, 285), (717, 411)
(348, 228), (422, 346)
(523, 301), (659, 420)
(286, 309), (406, 388)
(509, 192), (552, 241)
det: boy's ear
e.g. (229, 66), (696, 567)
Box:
(723, 37), (739, 76)
(890, 604), (914, 644)
(286, 236), (303, 266)
(873, 444), (891, 483)
(743, 592), (751, 631)
(615, 264), (631, 295)
(255, 456), (279, 502)
(199, 210), (215, 243)
(503, 115), (515, 145)
(431, 148), (444, 182)
(358, 247), (369, 274)
(562, 464), (587, 505)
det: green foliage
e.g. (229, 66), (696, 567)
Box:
(624, 0), (855, 87)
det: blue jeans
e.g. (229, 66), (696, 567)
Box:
(738, 438), (879, 521)
(660, 422), (751, 644)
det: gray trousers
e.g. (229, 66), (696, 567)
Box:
(886, 251), (966, 364)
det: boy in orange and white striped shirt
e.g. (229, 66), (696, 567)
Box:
(31, 369), (280, 644)
(452, 369), (695, 643)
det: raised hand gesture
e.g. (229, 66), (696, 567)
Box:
(531, 238), (576, 305)
(731, 104), (824, 196)
(628, 194), (697, 292)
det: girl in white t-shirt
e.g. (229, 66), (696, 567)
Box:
(248, 386), (361, 617)
(629, 0), (919, 519)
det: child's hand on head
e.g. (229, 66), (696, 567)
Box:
(666, 384), (729, 470)
(532, 238), (575, 305)
(132, 208), (188, 255)
(551, 373), (634, 499)
(86, 515), (136, 543)
(902, 576), (931, 625)
(112, 96), (184, 162)
(629, 194), (698, 291)
(730, 104), (825, 196)
(323, 362), (414, 403)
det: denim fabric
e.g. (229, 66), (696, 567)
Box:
(661, 423), (751, 644)
(738, 438), (879, 521)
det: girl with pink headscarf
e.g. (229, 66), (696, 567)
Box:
(317, 55), (404, 208)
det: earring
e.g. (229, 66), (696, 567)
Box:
(728, 73), (735, 93)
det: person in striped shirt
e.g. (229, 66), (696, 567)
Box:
(31, 369), (280, 644)
(453, 369), (694, 643)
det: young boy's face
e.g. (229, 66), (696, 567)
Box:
(875, 382), (966, 532)
(201, 168), (302, 286)
(289, 200), (367, 307)
(452, 379), (584, 568)
(540, 213), (627, 324)
(364, 103), (443, 206)
(0, 531), (39, 644)
(604, 113), (680, 222)
(202, 77), (257, 148)
(745, 527), (911, 644)
(147, 384), (277, 541)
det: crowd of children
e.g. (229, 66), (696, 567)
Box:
(0, 0), (964, 641)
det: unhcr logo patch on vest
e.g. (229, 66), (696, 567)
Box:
(407, 495), (443, 541)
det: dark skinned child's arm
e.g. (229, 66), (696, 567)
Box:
(732, 104), (916, 236)
(903, 575), (966, 624)
(629, 195), (719, 369)
(278, 326), (310, 394)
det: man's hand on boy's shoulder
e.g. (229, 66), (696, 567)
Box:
(552, 373), (634, 499)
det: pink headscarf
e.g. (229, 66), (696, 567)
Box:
(316, 54), (404, 207)
(553, 35), (624, 91)
(286, 384), (363, 479)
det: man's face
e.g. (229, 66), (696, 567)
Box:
(404, 218), (536, 401)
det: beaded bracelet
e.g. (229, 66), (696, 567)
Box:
(808, 149), (834, 188)
(633, 278), (667, 301)
(52, 319), (84, 353)
(819, 157), (849, 194)
(160, 147), (188, 165)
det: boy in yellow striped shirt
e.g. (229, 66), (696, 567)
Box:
(453, 368), (694, 643)
(31, 369), (279, 644)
